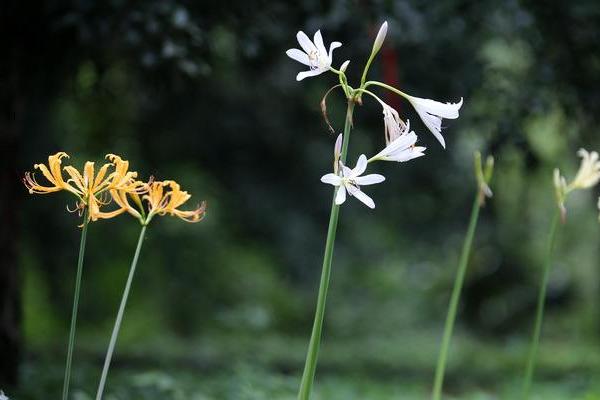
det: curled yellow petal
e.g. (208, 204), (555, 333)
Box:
(145, 180), (206, 223)
(106, 154), (139, 191)
(23, 152), (79, 195)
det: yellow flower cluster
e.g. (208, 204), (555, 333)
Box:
(24, 152), (205, 225)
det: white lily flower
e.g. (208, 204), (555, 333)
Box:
(321, 154), (385, 209)
(286, 30), (341, 81)
(568, 148), (600, 191)
(405, 95), (463, 149)
(370, 123), (426, 163)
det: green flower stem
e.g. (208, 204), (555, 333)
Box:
(95, 225), (147, 400)
(363, 80), (409, 99)
(522, 210), (560, 400)
(62, 208), (90, 400)
(432, 192), (481, 400)
(297, 100), (355, 400)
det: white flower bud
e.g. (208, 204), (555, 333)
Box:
(339, 60), (350, 73)
(371, 21), (388, 56)
(334, 133), (343, 159)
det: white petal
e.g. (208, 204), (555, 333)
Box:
(342, 165), (353, 178)
(348, 187), (375, 209)
(373, 131), (418, 160)
(335, 185), (347, 205)
(328, 41), (342, 61)
(415, 108), (445, 148)
(385, 147), (427, 162)
(410, 96), (463, 119)
(286, 48), (310, 66)
(296, 31), (316, 54)
(384, 132), (418, 155)
(296, 69), (324, 81)
(313, 30), (328, 58)
(321, 173), (341, 186)
(352, 155), (368, 177)
(355, 174), (385, 185)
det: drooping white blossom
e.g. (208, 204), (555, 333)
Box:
(405, 95), (463, 149)
(321, 154), (385, 209)
(286, 30), (341, 81)
(381, 101), (408, 145)
(370, 122), (426, 163)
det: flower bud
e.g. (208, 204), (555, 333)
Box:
(371, 21), (388, 57)
(333, 133), (343, 174)
(474, 151), (494, 205)
(334, 133), (343, 159)
(339, 60), (350, 73)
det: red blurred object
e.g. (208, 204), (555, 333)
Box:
(381, 45), (402, 112)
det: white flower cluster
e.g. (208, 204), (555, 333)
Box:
(286, 22), (463, 208)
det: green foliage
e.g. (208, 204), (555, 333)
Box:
(11, 0), (600, 396)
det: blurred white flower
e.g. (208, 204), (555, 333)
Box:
(0, 391), (9, 400)
(286, 30), (341, 81)
(369, 121), (426, 163)
(568, 149), (600, 191)
(405, 95), (463, 149)
(321, 155), (385, 209)
(553, 149), (600, 219)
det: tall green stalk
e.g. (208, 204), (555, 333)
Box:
(432, 193), (481, 400)
(522, 211), (560, 399)
(95, 225), (147, 400)
(297, 100), (355, 400)
(62, 208), (90, 400)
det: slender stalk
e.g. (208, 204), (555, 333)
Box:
(522, 211), (560, 399)
(95, 225), (147, 400)
(431, 193), (481, 400)
(297, 100), (355, 400)
(62, 208), (90, 400)
(364, 80), (409, 99)
(360, 53), (377, 90)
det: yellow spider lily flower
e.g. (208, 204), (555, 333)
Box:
(145, 180), (206, 223)
(24, 152), (143, 222)
(23, 152), (80, 195)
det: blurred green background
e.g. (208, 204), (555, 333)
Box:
(3, 0), (600, 398)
